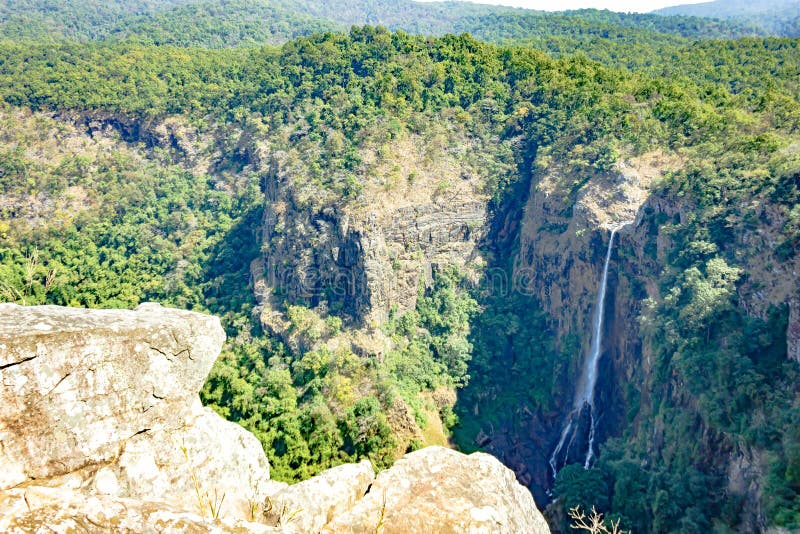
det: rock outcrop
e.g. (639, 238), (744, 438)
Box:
(0, 303), (550, 533)
(263, 460), (375, 532)
(0, 302), (227, 486)
(324, 447), (550, 534)
(0, 302), (274, 528)
(252, 130), (489, 332)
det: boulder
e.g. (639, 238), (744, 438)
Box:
(0, 303), (275, 522)
(0, 302), (224, 488)
(322, 446), (549, 534)
(0, 485), (277, 534)
(264, 460), (374, 532)
(112, 398), (278, 520)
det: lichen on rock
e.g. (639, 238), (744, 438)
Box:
(0, 302), (275, 528)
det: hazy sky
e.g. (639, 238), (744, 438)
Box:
(416, 0), (709, 13)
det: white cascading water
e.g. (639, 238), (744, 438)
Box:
(549, 226), (621, 480)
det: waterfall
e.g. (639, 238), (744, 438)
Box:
(549, 226), (620, 480)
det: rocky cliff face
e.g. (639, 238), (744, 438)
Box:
(463, 148), (799, 523)
(516, 153), (667, 360)
(0, 303), (550, 533)
(248, 127), (494, 448)
(459, 154), (666, 499)
(251, 129), (490, 332)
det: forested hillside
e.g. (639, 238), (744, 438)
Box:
(1, 2), (799, 532)
(0, 0), (767, 47)
(656, 0), (800, 37)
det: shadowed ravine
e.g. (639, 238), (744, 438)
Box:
(549, 225), (624, 479)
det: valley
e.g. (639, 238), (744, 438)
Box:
(0, 2), (799, 532)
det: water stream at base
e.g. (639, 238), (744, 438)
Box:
(549, 226), (622, 480)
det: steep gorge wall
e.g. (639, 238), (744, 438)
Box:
(251, 131), (491, 333)
(453, 154), (666, 500)
(241, 126), (504, 459)
(469, 148), (800, 526)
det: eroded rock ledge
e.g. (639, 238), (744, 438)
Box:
(0, 303), (549, 533)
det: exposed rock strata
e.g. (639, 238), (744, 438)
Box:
(252, 134), (489, 331)
(470, 156), (663, 500)
(249, 132), (492, 455)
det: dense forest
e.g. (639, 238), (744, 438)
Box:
(657, 0), (800, 37)
(0, 0), (771, 47)
(1, 1), (799, 532)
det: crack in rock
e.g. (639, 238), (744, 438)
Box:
(0, 355), (39, 370)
